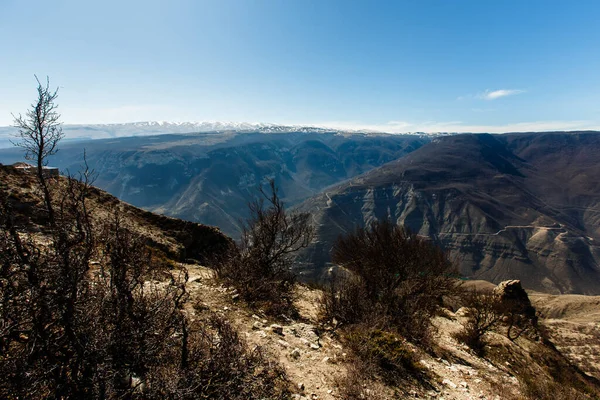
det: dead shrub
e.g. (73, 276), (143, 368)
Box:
(320, 220), (458, 342)
(453, 290), (504, 355)
(335, 363), (386, 400)
(147, 314), (290, 399)
(320, 270), (371, 327)
(213, 180), (313, 316)
(344, 326), (424, 386)
(0, 179), (290, 399)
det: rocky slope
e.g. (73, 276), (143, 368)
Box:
(2, 163), (599, 399)
(297, 132), (600, 294)
(0, 130), (428, 237)
(183, 267), (600, 400)
(0, 164), (231, 263)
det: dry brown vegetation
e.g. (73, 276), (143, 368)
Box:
(320, 220), (458, 341)
(0, 173), (290, 399)
(315, 221), (460, 396)
(3, 164), (600, 399)
(0, 79), (289, 399)
(2, 79), (600, 399)
(212, 180), (313, 317)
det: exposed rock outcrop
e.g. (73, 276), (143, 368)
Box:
(494, 279), (537, 320)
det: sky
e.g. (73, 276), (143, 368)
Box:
(1, 0), (600, 133)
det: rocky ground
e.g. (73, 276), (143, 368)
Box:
(180, 265), (598, 399)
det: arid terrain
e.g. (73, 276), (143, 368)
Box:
(297, 132), (600, 294)
(2, 165), (600, 399)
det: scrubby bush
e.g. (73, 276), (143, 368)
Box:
(335, 362), (387, 400)
(0, 182), (290, 399)
(321, 220), (458, 341)
(213, 180), (313, 316)
(345, 328), (422, 384)
(454, 287), (540, 354)
(453, 290), (504, 354)
(0, 77), (291, 398)
(147, 314), (290, 399)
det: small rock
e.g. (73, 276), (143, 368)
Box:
(252, 321), (263, 330)
(327, 389), (333, 394)
(298, 382), (305, 391)
(223, 306), (229, 311)
(252, 314), (260, 320)
(455, 307), (471, 318)
(322, 356), (331, 363)
(231, 293), (240, 302)
(278, 339), (290, 348)
(459, 381), (468, 388)
(442, 379), (457, 389)
(270, 324), (284, 335)
(291, 348), (301, 359)
(310, 343), (320, 350)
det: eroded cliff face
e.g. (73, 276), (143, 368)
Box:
(297, 132), (600, 294)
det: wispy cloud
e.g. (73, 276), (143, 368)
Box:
(457, 89), (526, 102)
(477, 89), (525, 100)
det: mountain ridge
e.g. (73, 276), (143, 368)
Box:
(0, 121), (449, 149)
(296, 131), (600, 294)
(0, 130), (430, 236)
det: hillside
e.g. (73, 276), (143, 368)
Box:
(3, 163), (600, 399)
(0, 164), (231, 264)
(297, 132), (600, 294)
(0, 129), (428, 237)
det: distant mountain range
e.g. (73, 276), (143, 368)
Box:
(2, 126), (599, 294)
(0, 121), (445, 149)
(0, 127), (429, 236)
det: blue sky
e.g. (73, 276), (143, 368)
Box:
(1, 0), (600, 132)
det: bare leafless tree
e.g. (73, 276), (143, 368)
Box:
(214, 180), (313, 315)
(12, 75), (64, 226)
(1, 80), (291, 399)
(453, 290), (504, 354)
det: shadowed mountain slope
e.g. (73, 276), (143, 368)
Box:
(0, 165), (232, 263)
(297, 132), (600, 294)
(0, 130), (428, 236)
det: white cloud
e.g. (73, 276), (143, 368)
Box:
(477, 89), (525, 100)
